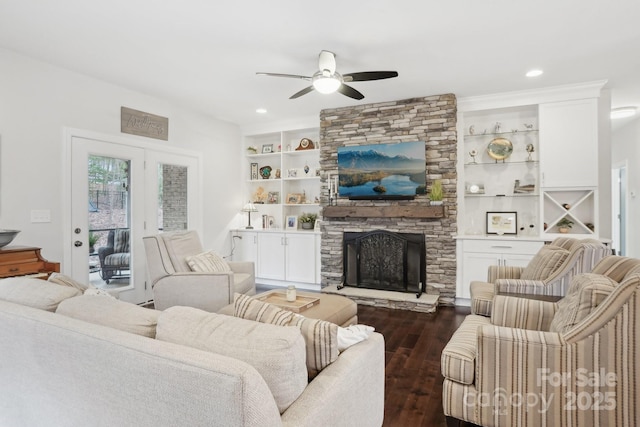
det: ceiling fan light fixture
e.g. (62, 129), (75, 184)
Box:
(610, 107), (637, 119)
(312, 71), (342, 94)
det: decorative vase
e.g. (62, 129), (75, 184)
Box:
(430, 201), (443, 206)
(301, 222), (313, 229)
(559, 227), (569, 234)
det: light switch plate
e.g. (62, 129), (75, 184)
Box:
(31, 209), (51, 223)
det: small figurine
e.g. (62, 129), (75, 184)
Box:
(494, 122), (501, 133)
(524, 123), (534, 130)
(469, 149), (478, 164)
(526, 143), (535, 161)
(469, 125), (475, 135)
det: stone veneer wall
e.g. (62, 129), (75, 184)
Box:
(319, 94), (458, 304)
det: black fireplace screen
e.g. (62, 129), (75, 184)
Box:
(343, 230), (426, 295)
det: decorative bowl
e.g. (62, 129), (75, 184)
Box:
(0, 229), (20, 248)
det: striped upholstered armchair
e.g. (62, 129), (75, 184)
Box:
(97, 229), (130, 284)
(470, 238), (609, 316)
(442, 256), (640, 426)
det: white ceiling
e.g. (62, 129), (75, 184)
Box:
(1, 0), (639, 127)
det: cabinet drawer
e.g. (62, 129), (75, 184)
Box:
(0, 262), (43, 278)
(463, 239), (543, 255)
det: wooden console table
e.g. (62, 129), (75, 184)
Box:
(0, 246), (60, 279)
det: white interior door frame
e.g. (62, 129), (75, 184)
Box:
(63, 127), (203, 303)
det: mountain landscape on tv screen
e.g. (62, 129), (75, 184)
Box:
(337, 142), (426, 198)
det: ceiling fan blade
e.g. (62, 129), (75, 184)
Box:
(338, 84), (364, 100)
(289, 86), (315, 99)
(318, 50), (336, 74)
(342, 71), (398, 82)
(257, 72), (311, 81)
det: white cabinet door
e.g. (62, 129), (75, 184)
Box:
(502, 253), (534, 268)
(285, 233), (317, 283)
(232, 231), (257, 264)
(460, 252), (499, 299)
(539, 99), (598, 188)
(257, 233), (285, 280)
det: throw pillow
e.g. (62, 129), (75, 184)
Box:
(289, 313), (339, 374)
(549, 273), (617, 334)
(56, 294), (159, 338)
(234, 293), (294, 326)
(0, 277), (81, 311)
(233, 293), (339, 374)
(185, 250), (231, 273)
(48, 273), (89, 292)
(520, 246), (570, 280)
(156, 306), (307, 414)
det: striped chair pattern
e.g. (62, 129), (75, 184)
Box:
(470, 238), (609, 316)
(443, 256), (640, 426)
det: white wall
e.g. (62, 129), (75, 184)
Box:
(612, 117), (640, 257)
(0, 47), (243, 264)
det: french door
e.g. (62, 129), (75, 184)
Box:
(66, 130), (201, 305)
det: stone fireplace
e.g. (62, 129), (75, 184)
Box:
(319, 94), (458, 306)
(342, 230), (426, 296)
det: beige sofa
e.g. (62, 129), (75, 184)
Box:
(0, 278), (385, 427)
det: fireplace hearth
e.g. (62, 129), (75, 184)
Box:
(342, 230), (426, 297)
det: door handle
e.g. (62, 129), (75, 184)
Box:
(74, 241), (83, 247)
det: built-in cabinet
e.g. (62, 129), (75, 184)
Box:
(236, 124), (322, 290)
(244, 127), (321, 230)
(232, 229), (320, 290)
(457, 238), (544, 299)
(456, 81), (608, 300)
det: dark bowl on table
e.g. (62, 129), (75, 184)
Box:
(0, 230), (20, 248)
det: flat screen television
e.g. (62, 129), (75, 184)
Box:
(337, 141), (426, 200)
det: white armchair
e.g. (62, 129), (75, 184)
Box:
(143, 230), (256, 311)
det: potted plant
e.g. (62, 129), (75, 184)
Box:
(557, 217), (574, 234)
(88, 232), (99, 253)
(298, 212), (317, 230)
(429, 179), (444, 206)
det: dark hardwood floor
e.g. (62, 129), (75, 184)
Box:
(357, 304), (472, 427)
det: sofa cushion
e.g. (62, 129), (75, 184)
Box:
(233, 273), (254, 295)
(56, 294), (159, 338)
(0, 277), (81, 311)
(234, 293), (338, 374)
(234, 292), (294, 325)
(520, 246), (569, 280)
(156, 306), (307, 414)
(441, 314), (492, 385)
(186, 250), (231, 273)
(48, 273), (89, 292)
(549, 273), (617, 334)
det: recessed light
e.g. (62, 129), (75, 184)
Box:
(610, 107), (637, 119)
(256, 108), (267, 114)
(526, 69), (544, 78)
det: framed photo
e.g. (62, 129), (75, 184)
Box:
(287, 168), (298, 178)
(250, 162), (258, 180)
(286, 193), (303, 204)
(267, 191), (279, 204)
(261, 144), (273, 154)
(314, 219), (321, 231)
(486, 211), (517, 235)
(286, 215), (298, 230)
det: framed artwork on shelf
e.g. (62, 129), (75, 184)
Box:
(286, 193), (304, 204)
(286, 215), (298, 230)
(287, 168), (298, 178)
(261, 144), (273, 154)
(267, 191), (279, 204)
(250, 162), (258, 180)
(486, 211), (517, 235)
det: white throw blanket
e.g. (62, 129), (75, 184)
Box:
(337, 324), (375, 352)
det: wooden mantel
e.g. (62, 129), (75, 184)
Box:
(323, 205), (444, 219)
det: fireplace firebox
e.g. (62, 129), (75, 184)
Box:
(342, 230), (426, 297)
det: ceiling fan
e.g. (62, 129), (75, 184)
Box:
(257, 50), (398, 100)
